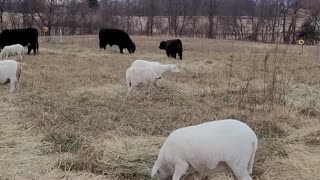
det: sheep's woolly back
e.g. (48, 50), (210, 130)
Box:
(153, 119), (258, 178)
(131, 59), (179, 76)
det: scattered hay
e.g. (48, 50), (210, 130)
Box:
(253, 138), (289, 177)
(57, 135), (164, 179)
(303, 131), (320, 146)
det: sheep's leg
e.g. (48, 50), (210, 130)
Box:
(15, 81), (20, 92)
(147, 83), (153, 95)
(127, 86), (133, 96)
(20, 54), (23, 61)
(153, 81), (158, 87)
(9, 79), (16, 93)
(194, 172), (202, 180)
(173, 161), (189, 180)
(227, 162), (252, 180)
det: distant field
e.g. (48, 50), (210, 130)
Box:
(0, 35), (319, 179)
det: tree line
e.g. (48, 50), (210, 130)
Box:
(0, 0), (319, 44)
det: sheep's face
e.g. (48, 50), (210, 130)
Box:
(154, 168), (171, 180)
(170, 65), (180, 73)
(159, 41), (167, 49)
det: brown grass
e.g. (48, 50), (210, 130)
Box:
(0, 35), (320, 179)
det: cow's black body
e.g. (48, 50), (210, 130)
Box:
(159, 39), (183, 60)
(99, 28), (136, 54)
(0, 28), (39, 55)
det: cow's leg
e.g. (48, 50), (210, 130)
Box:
(178, 50), (183, 60)
(27, 46), (32, 55)
(172, 52), (177, 59)
(166, 50), (170, 57)
(119, 46), (124, 54)
(33, 44), (37, 55)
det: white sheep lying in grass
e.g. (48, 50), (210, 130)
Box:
(0, 60), (22, 93)
(151, 119), (258, 180)
(131, 59), (180, 76)
(126, 66), (161, 96)
(0, 44), (24, 61)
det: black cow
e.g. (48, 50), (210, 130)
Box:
(99, 28), (136, 54)
(0, 28), (39, 55)
(159, 39), (183, 60)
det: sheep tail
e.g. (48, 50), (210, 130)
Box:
(248, 139), (258, 174)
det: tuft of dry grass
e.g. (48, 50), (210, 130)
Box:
(0, 35), (320, 179)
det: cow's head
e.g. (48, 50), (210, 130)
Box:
(128, 42), (136, 54)
(159, 41), (167, 50)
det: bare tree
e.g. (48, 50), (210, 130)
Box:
(0, 0), (6, 30)
(207, 0), (217, 39)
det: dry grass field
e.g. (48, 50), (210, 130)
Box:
(0, 35), (320, 180)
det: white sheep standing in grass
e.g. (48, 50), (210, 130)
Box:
(0, 60), (22, 93)
(151, 119), (258, 180)
(0, 44), (24, 61)
(126, 66), (161, 96)
(131, 59), (180, 76)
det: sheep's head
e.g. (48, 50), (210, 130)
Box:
(151, 160), (171, 180)
(159, 41), (167, 49)
(170, 64), (180, 73)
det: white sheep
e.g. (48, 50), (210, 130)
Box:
(126, 66), (161, 96)
(151, 119), (258, 180)
(0, 44), (24, 61)
(0, 60), (22, 93)
(131, 59), (180, 77)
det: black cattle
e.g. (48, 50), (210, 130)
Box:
(99, 28), (136, 54)
(159, 39), (183, 60)
(0, 28), (39, 55)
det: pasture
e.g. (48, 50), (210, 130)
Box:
(0, 35), (320, 179)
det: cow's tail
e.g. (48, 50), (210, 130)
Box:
(248, 137), (258, 174)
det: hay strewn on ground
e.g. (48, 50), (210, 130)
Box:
(0, 35), (319, 179)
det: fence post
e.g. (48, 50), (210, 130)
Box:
(317, 45), (319, 64)
(60, 28), (63, 44)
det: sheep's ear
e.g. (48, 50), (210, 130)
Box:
(151, 161), (160, 177)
